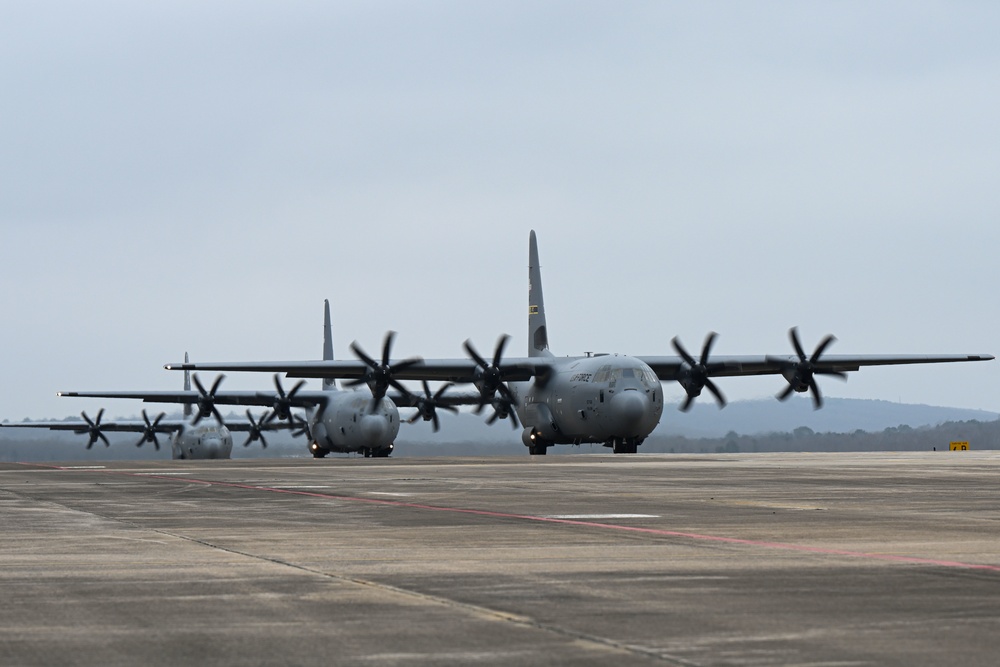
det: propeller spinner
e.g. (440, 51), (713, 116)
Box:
(346, 331), (420, 412)
(243, 409), (272, 448)
(135, 409), (166, 451)
(192, 374), (226, 425)
(270, 374), (306, 421)
(77, 409), (109, 449)
(464, 334), (516, 413)
(406, 380), (459, 432)
(767, 327), (848, 409)
(672, 332), (727, 412)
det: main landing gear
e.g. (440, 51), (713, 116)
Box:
(610, 437), (642, 454)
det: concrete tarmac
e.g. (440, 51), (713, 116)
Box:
(1, 451), (999, 666)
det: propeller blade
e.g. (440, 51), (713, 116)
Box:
(463, 339), (488, 369)
(704, 378), (727, 408)
(211, 406), (225, 425)
(809, 377), (823, 409)
(699, 332), (718, 367)
(381, 331), (395, 367)
(671, 337), (697, 367)
(777, 382), (796, 401)
(492, 334), (509, 368)
(789, 327), (807, 361)
(811, 334), (837, 363)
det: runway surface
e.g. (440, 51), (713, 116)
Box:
(2, 451), (999, 666)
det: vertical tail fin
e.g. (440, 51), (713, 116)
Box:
(322, 299), (336, 390)
(528, 230), (553, 358)
(183, 352), (192, 418)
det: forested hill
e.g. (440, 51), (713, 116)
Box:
(658, 396), (997, 439)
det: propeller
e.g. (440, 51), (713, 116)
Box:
(76, 409), (110, 449)
(346, 331), (421, 412)
(135, 410), (166, 450)
(464, 334), (516, 412)
(192, 373), (226, 425)
(406, 380), (459, 432)
(766, 327), (848, 409)
(243, 410), (271, 448)
(290, 414), (312, 440)
(271, 374), (306, 421)
(484, 397), (520, 430)
(672, 332), (727, 411)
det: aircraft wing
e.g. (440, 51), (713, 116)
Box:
(640, 353), (995, 380)
(387, 388), (484, 409)
(1, 418), (184, 434)
(165, 358), (545, 383)
(224, 419), (299, 433)
(58, 389), (330, 408)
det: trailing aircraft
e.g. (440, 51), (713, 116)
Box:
(3, 362), (285, 459)
(54, 303), (472, 458)
(168, 231), (994, 455)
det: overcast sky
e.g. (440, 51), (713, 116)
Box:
(2, 2), (997, 422)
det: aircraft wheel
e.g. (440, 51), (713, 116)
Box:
(612, 438), (637, 454)
(528, 443), (548, 455)
(312, 448), (329, 459)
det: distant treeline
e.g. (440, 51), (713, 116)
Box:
(2, 417), (998, 461)
(640, 418), (1000, 454)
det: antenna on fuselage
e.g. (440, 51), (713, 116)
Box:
(322, 299), (336, 390)
(528, 230), (553, 358)
(183, 352), (192, 418)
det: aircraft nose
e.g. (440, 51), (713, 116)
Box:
(608, 390), (649, 434)
(360, 415), (389, 445)
(203, 438), (223, 458)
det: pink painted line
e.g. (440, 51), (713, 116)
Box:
(118, 471), (1000, 574)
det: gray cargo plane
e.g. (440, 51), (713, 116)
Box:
(54, 302), (471, 458)
(169, 231), (994, 455)
(4, 363), (285, 459)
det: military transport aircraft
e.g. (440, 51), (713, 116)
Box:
(53, 302), (473, 458)
(3, 361), (286, 459)
(168, 231), (994, 455)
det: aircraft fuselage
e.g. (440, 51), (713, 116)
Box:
(510, 354), (663, 453)
(170, 423), (234, 460)
(306, 391), (399, 458)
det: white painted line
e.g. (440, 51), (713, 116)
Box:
(135, 472), (192, 476)
(367, 492), (414, 497)
(60, 466), (107, 469)
(271, 485), (332, 489)
(544, 514), (660, 519)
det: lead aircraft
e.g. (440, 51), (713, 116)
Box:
(3, 361), (286, 459)
(169, 231), (994, 455)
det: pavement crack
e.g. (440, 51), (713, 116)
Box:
(140, 523), (701, 666)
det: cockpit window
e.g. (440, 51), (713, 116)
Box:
(638, 368), (660, 389)
(592, 365), (612, 384)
